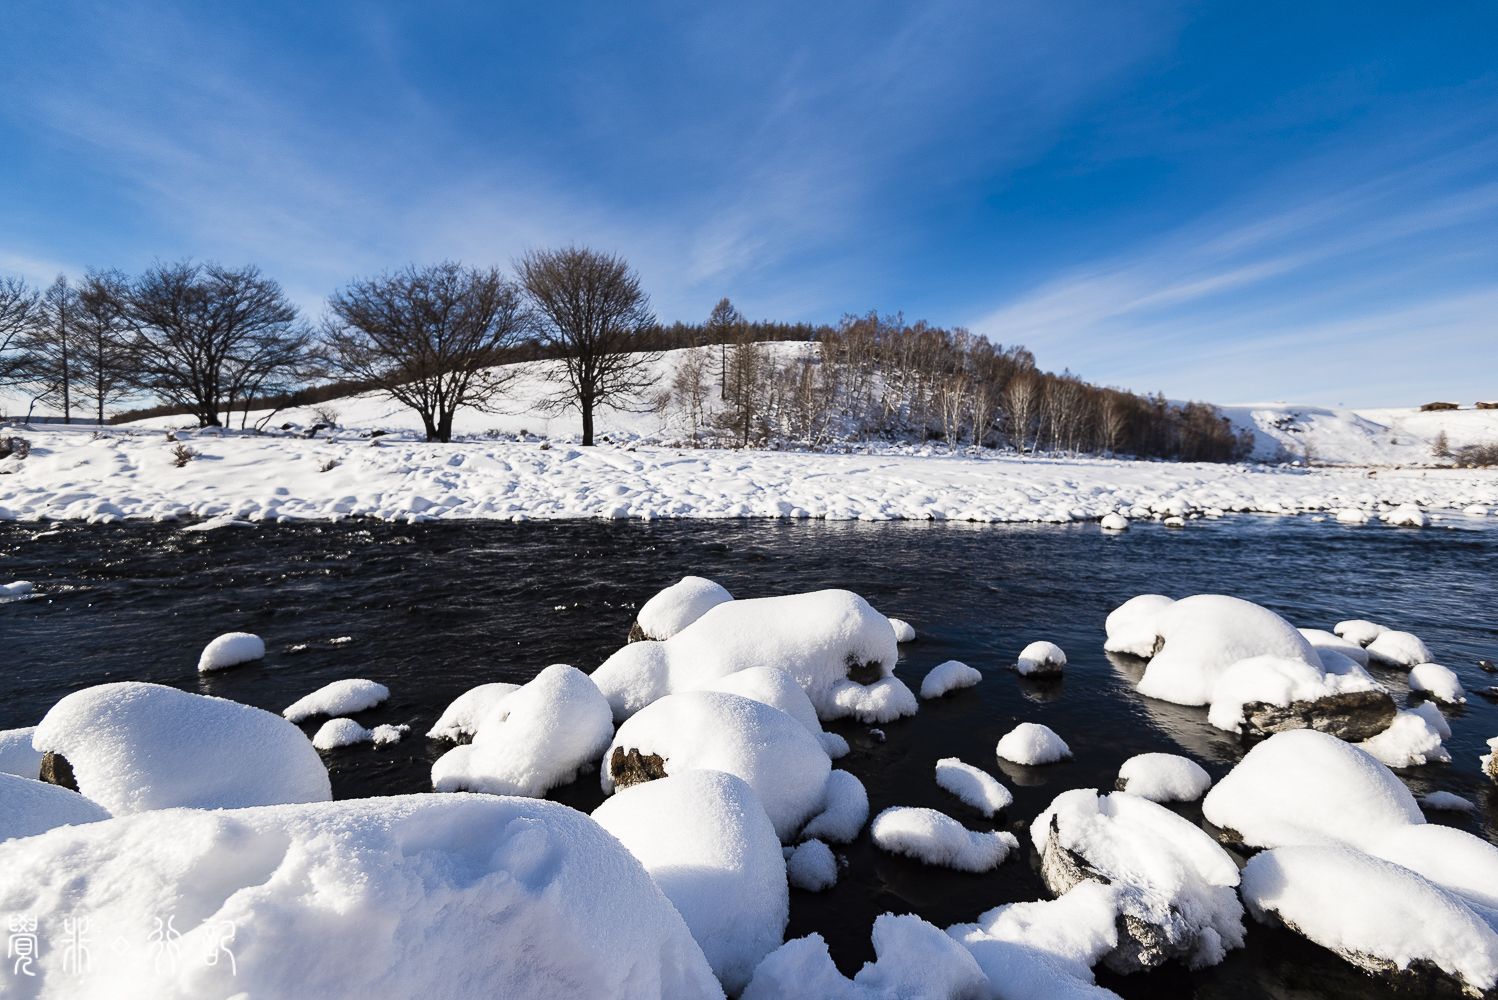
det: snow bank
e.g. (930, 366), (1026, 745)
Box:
(1116, 753), (1211, 802)
(0, 793), (725, 999)
(0, 771), (112, 841)
(1366, 629), (1433, 667)
(1103, 594), (1174, 658)
(705, 665), (848, 758)
(1357, 709), (1450, 767)
(920, 659), (982, 699)
(197, 630), (265, 672)
(1205, 654), (1388, 735)
(870, 806), (1018, 872)
(888, 617), (917, 642)
(636, 576), (734, 640)
(1335, 618), (1388, 646)
(426, 681), (521, 740)
(799, 769), (870, 844)
(591, 589), (912, 724)
(603, 690), (832, 841)
(1242, 846), (1498, 994)
(996, 722), (1071, 764)
(0, 726), (43, 778)
(935, 757), (1013, 816)
(786, 839), (838, 891)
(1033, 789), (1244, 972)
(32, 682), (330, 814)
(592, 769), (787, 995)
(1409, 662), (1465, 703)
(312, 718), (409, 749)
(1137, 595), (1320, 706)
(1017, 641), (1067, 676)
(432, 664), (613, 797)
(283, 677), (390, 722)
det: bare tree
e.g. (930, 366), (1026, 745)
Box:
(124, 262), (306, 428)
(936, 373), (969, 448)
(668, 347), (712, 440)
(1098, 389), (1129, 456)
(0, 277), (40, 387)
(73, 271), (134, 425)
(969, 378), (998, 451)
(321, 262), (527, 443)
(516, 247), (658, 446)
(1004, 370), (1041, 454)
(22, 276), (81, 422)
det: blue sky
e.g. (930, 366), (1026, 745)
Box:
(1, 2), (1494, 406)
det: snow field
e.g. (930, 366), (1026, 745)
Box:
(1115, 753), (1212, 803)
(636, 575), (735, 639)
(1017, 641), (1067, 676)
(197, 630), (265, 672)
(32, 681), (330, 814)
(0, 770), (112, 841)
(934, 757), (1013, 816)
(283, 677), (390, 722)
(919, 659), (982, 699)
(996, 722), (1072, 765)
(870, 806), (1019, 872)
(592, 769), (788, 995)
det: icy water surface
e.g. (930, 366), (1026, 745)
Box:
(3, 515), (1497, 998)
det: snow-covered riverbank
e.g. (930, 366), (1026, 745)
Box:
(2, 423), (1496, 526)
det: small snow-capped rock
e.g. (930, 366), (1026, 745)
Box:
(197, 631), (265, 673)
(1384, 502), (1429, 527)
(934, 758), (1012, 816)
(1419, 791), (1474, 812)
(1408, 662), (1465, 704)
(1100, 512), (1130, 530)
(1334, 618), (1388, 646)
(1016, 641), (1066, 677)
(1104, 594), (1175, 658)
(919, 660), (981, 699)
(284, 678), (390, 722)
(1116, 753), (1212, 803)
(426, 682), (521, 741)
(786, 839), (838, 892)
(312, 718), (410, 750)
(887, 617), (917, 642)
(996, 722), (1071, 765)
(871, 806), (1018, 872)
(1366, 629), (1434, 667)
(631, 575), (733, 641)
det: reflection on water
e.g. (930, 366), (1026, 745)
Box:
(3, 514), (1496, 994)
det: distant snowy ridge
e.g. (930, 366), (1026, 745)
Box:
(1217, 402), (1498, 466)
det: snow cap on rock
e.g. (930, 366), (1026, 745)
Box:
(1016, 641), (1066, 676)
(197, 631), (265, 673)
(636, 576), (734, 640)
(1117, 753), (1212, 803)
(426, 682), (521, 741)
(919, 660), (981, 699)
(1104, 594), (1175, 658)
(996, 722), (1071, 765)
(1137, 595), (1320, 707)
(871, 806), (1018, 872)
(1366, 630), (1434, 667)
(283, 678), (390, 723)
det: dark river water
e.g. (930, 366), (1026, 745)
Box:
(3, 515), (1496, 999)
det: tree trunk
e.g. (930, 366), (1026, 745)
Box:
(421, 411), (439, 442)
(581, 399), (595, 446)
(438, 409), (454, 443)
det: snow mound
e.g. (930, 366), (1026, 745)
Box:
(1100, 512), (1129, 530)
(888, 617), (917, 642)
(1116, 753), (1211, 802)
(1103, 594), (1175, 658)
(1138, 595), (1320, 707)
(0, 726), (43, 779)
(591, 589), (911, 724)
(1033, 789), (1244, 972)
(920, 659), (982, 699)
(1357, 709), (1450, 767)
(1335, 618), (1388, 646)
(1409, 662), (1465, 703)
(1017, 641), (1067, 676)
(1297, 628), (1371, 667)
(592, 769), (787, 995)
(786, 839), (838, 891)
(799, 769), (870, 844)
(283, 678), (390, 722)
(603, 690), (832, 841)
(1242, 846), (1498, 994)
(432, 664), (613, 798)
(705, 665), (847, 758)
(32, 681), (330, 814)
(0, 771), (112, 841)
(935, 757), (1013, 816)
(997, 722), (1071, 764)
(1366, 629), (1433, 667)
(870, 806), (1018, 872)
(1408, 698), (1452, 738)
(426, 681), (521, 740)
(0, 793), (725, 999)
(636, 575), (734, 640)
(1419, 791), (1475, 811)
(312, 718), (409, 749)
(197, 631), (266, 673)
(1336, 507), (1369, 523)
(1205, 654), (1388, 735)
(1385, 502), (1429, 527)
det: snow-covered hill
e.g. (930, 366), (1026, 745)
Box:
(1218, 403), (1498, 466)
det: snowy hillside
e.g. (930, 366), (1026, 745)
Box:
(1219, 402), (1498, 466)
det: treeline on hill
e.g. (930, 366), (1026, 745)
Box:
(0, 251), (1251, 460)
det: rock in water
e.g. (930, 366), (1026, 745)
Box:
(1239, 688), (1397, 742)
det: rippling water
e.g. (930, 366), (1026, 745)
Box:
(3, 515), (1496, 997)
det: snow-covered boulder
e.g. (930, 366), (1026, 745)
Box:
(1137, 595), (1321, 707)
(283, 678), (390, 722)
(0, 771), (112, 841)
(1017, 641), (1067, 677)
(1419, 791), (1474, 812)
(0, 794), (726, 999)
(920, 659), (982, 699)
(888, 617), (916, 642)
(705, 665), (849, 759)
(1103, 594), (1175, 658)
(312, 718), (408, 749)
(1335, 507), (1369, 523)
(786, 839), (838, 891)
(1297, 628), (1371, 667)
(1409, 662), (1465, 703)
(432, 664), (613, 797)
(592, 589), (913, 724)
(1385, 502), (1429, 527)
(32, 682), (330, 814)
(197, 630), (266, 673)
(1205, 654), (1394, 740)
(871, 806), (1018, 872)
(1032, 789), (1245, 973)
(1100, 512), (1129, 530)
(0, 726), (43, 779)
(1335, 618), (1388, 646)
(593, 770), (787, 995)
(1357, 709), (1450, 767)
(632, 575), (733, 641)
(1242, 846), (1498, 996)
(1366, 629), (1433, 667)
(426, 681), (521, 741)
(996, 722), (1071, 765)
(602, 690), (833, 841)
(1115, 753), (1211, 803)
(935, 758), (1012, 817)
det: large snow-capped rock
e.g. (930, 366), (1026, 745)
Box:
(593, 770), (787, 995)
(591, 589), (914, 724)
(703, 666), (849, 759)
(632, 575), (734, 641)
(1103, 594), (1175, 658)
(31, 682), (330, 814)
(0, 771), (112, 841)
(0, 794), (725, 999)
(1206, 654), (1394, 741)
(1135, 595), (1321, 706)
(1032, 789), (1245, 973)
(432, 664), (613, 797)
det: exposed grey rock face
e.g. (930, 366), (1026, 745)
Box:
(627, 621), (651, 643)
(610, 747), (668, 788)
(1240, 689), (1397, 742)
(39, 751), (77, 791)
